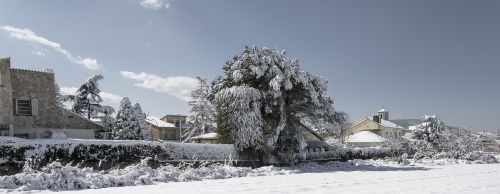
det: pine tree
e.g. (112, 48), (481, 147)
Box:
(182, 77), (215, 142)
(95, 106), (115, 139)
(54, 84), (66, 108)
(133, 103), (151, 141)
(69, 75), (104, 119)
(212, 46), (346, 162)
(114, 97), (139, 140)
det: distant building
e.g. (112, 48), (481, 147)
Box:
(146, 114), (189, 141)
(191, 132), (217, 144)
(342, 109), (410, 146)
(0, 57), (101, 139)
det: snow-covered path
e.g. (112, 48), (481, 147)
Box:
(33, 163), (500, 194)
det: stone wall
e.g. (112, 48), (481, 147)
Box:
(0, 58), (14, 127)
(10, 68), (59, 129)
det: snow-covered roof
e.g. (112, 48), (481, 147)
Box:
(145, 116), (175, 128)
(378, 109), (387, 113)
(191, 132), (218, 140)
(367, 117), (405, 129)
(345, 131), (386, 143)
(408, 125), (419, 131)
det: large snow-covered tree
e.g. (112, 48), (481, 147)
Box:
(114, 98), (151, 140)
(182, 77), (215, 142)
(214, 86), (264, 151)
(68, 75), (104, 119)
(212, 46), (346, 161)
(114, 97), (139, 140)
(133, 103), (152, 141)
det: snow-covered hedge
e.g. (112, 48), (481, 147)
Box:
(0, 158), (293, 191)
(0, 137), (236, 175)
(306, 146), (392, 161)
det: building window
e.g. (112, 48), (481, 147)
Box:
(16, 100), (31, 115)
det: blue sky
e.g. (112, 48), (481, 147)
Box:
(1, 0), (499, 132)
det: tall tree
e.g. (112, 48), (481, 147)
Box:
(212, 46), (346, 162)
(133, 103), (151, 141)
(214, 86), (264, 151)
(95, 106), (115, 139)
(54, 84), (67, 108)
(114, 97), (138, 140)
(69, 75), (104, 119)
(114, 97), (151, 140)
(182, 77), (215, 142)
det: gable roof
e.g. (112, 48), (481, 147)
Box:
(146, 116), (175, 128)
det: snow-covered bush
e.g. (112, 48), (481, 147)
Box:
(212, 46), (346, 163)
(0, 157), (294, 191)
(410, 115), (494, 161)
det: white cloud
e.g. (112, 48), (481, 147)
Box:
(100, 91), (123, 105)
(120, 71), (198, 102)
(1, 25), (102, 70)
(140, 0), (171, 10)
(60, 86), (122, 106)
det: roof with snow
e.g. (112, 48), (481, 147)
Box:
(345, 131), (386, 143)
(378, 108), (388, 113)
(367, 117), (405, 129)
(191, 132), (218, 140)
(145, 116), (175, 128)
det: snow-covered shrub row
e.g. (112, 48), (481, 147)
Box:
(0, 158), (294, 191)
(306, 145), (393, 161)
(0, 137), (236, 175)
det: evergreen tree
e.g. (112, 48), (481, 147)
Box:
(69, 75), (104, 119)
(95, 106), (115, 139)
(182, 77), (215, 142)
(214, 86), (264, 151)
(133, 103), (152, 141)
(212, 46), (345, 162)
(114, 97), (139, 140)
(54, 84), (67, 108)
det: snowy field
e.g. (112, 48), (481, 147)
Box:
(2, 159), (499, 194)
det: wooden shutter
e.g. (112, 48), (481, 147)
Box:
(31, 99), (39, 116)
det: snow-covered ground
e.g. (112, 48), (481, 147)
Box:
(2, 158), (499, 194)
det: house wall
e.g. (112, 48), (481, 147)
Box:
(10, 69), (59, 129)
(0, 58), (14, 128)
(344, 118), (382, 135)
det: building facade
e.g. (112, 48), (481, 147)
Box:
(342, 109), (410, 140)
(0, 57), (101, 139)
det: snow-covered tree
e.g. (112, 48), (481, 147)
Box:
(114, 97), (139, 140)
(212, 46), (346, 162)
(133, 103), (151, 141)
(214, 86), (264, 152)
(68, 75), (104, 119)
(94, 106), (115, 139)
(114, 98), (151, 141)
(54, 84), (67, 108)
(412, 115), (446, 145)
(182, 77), (215, 143)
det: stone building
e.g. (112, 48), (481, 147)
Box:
(0, 57), (101, 139)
